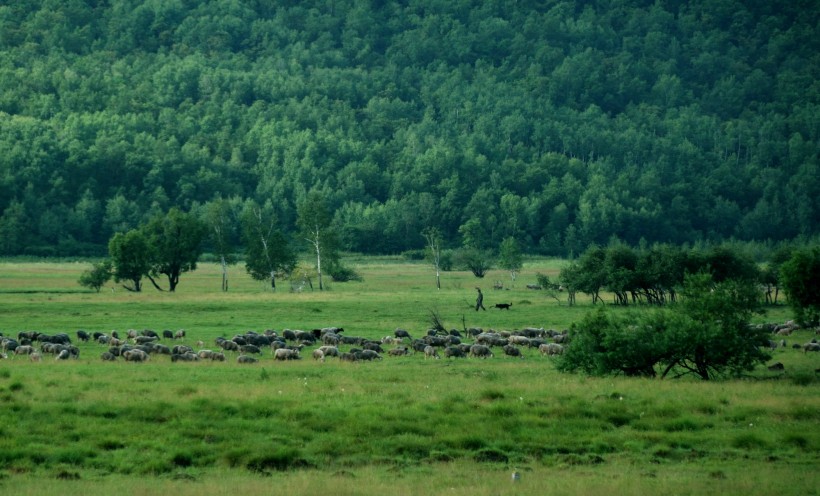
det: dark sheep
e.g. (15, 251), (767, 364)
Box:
(355, 350), (382, 361)
(502, 345), (523, 358)
(282, 329), (297, 341)
(101, 351), (117, 361)
(171, 352), (199, 362)
(172, 345), (193, 355)
(76, 330), (90, 342)
(339, 352), (358, 362)
(444, 346), (466, 358)
(394, 328), (412, 340)
(469, 344), (494, 358)
(240, 344), (262, 355)
(237, 355), (259, 364)
(142, 329), (159, 338)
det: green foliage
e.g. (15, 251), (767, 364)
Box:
(455, 247), (493, 278)
(498, 236), (523, 283)
(298, 191), (338, 291)
(0, 2), (817, 258)
(240, 200), (296, 291)
(77, 260), (112, 292)
(780, 246), (820, 326)
(559, 273), (771, 380)
(141, 208), (206, 292)
(108, 230), (151, 292)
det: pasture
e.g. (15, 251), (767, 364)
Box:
(0, 258), (818, 495)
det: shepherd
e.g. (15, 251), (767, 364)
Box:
(475, 287), (486, 311)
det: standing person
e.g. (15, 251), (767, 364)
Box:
(475, 287), (486, 311)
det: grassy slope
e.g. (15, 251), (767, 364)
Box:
(0, 259), (817, 495)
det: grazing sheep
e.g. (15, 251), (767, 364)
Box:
(318, 345), (340, 358)
(219, 340), (240, 352)
(210, 352), (226, 362)
(55, 349), (71, 360)
(339, 352), (358, 362)
(134, 335), (158, 345)
(804, 343), (820, 353)
(444, 346), (466, 359)
(469, 344), (494, 359)
(240, 344), (262, 355)
(502, 345), (523, 358)
(312, 349), (325, 362)
(172, 345), (194, 355)
(29, 352), (42, 362)
(123, 349), (149, 362)
(162, 330), (174, 340)
(174, 330), (186, 340)
(363, 342), (384, 353)
(274, 348), (300, 361)
(388, 347), (410, 357)
(100, 351), (117, 361)
(14, 345), (34, 357)
(322, 333), (341, 346)
(508, 335), (530, 346)
(76, 330), (90, 342)
(394, 328), (412, 340)
(171, 352), (199, 362)
(356, 350), (382, 361)
(423, 345), (440, 360)
(237, 355), (258, 364)
(539, 343), (564, 356)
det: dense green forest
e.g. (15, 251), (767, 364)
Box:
(0, 0), (818, 257)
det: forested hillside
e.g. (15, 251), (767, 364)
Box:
(0, 0), (818, 256)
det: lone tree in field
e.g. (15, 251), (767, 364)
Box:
(498, 236), (523, 286)
(108, 229), (151, 292)
(141, 207), (206, 292)
(558, 273), (770, 380)
(422, 226), (444, 289)
(241, 200), (296, 291)
(297, 191), (337, 291)
(780, 246), (820, 326)
(78, 260), (112, 292)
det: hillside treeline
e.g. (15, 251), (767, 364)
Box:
(0, 0), (818, 256)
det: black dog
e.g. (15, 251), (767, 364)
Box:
(494, 303), (512, 310)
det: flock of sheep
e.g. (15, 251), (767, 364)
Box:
(2, 319), (817, 366)
(0, 325), (571, 365)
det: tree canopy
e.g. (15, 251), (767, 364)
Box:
(0, 1), (817, 256)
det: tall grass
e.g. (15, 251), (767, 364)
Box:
(0, 260), (817, 495)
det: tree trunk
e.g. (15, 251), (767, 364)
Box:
(221, 255), (228, 292)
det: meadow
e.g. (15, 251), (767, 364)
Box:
(0, 258), (818, 496)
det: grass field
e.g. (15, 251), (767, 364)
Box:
(0, 259), (818, 495)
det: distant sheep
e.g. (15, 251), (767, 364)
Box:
(424, 345), (440, 360)
(123, 349), (149, 362)
(502, 345), (523, 358)
(469, 344), (494, 358)
(312, 349), (325, 362)
(804, 343), (820, 353)
(237, 355), (258, 364)
(274, 348), (300, 361)
(444, 346), (466, 359)
(539, 343), (564, 356)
